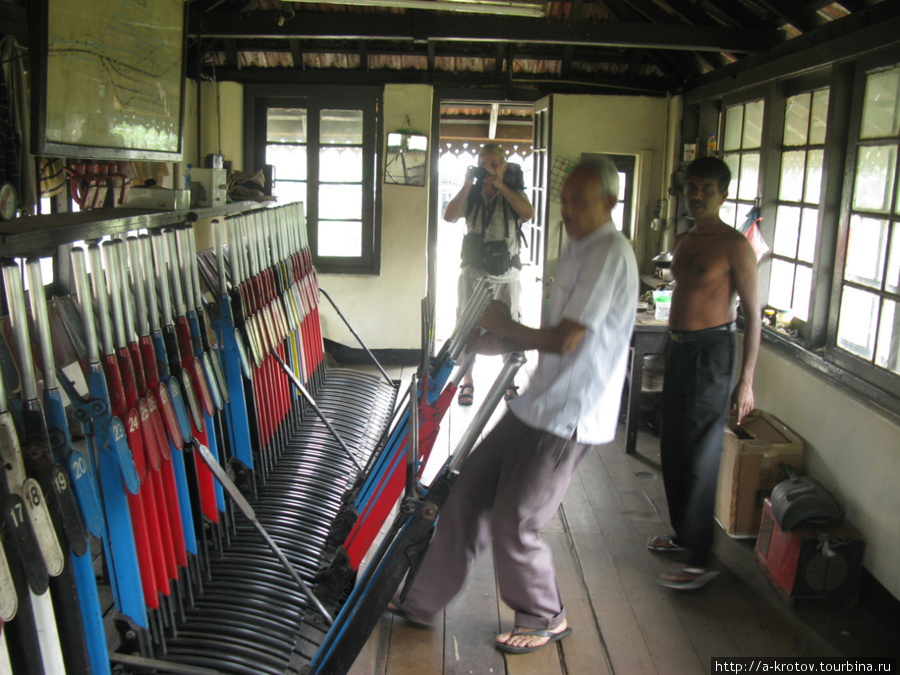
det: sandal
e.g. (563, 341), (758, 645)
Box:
(457, 383), (474, 406)
(657, 563), (719, 591)
(504, 385), (519, 402)
(646, 534), (685, 553)
(495, 624), (572, 654)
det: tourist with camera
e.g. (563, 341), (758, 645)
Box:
(443, 144), (534, 406)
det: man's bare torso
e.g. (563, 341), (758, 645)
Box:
(669, 222), (745, 331)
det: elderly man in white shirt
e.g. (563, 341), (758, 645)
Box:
(390, 156), (639, 654)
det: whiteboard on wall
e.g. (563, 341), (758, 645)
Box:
(32, 0), (186, 160)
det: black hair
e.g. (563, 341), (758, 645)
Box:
(686, 156), (731, 194)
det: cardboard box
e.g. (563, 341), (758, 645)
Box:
(123, 187), (190, 211)
(715, 410), (804, 538)
(190, 168), (228, 207)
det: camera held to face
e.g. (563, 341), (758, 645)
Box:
(470, 166), (490, 181)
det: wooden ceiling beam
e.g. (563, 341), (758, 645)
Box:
(695, 0), (767, 30)
(211, 63), (670, 94)
(750, 0), (826, 33)
(654, 0), (719, 26)
(193, 10), (782, 53)
(289, 39), (305, 69)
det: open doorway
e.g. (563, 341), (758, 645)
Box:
(432, 101), (542, 349)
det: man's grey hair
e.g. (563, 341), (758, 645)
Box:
(572, 156), (620, 201)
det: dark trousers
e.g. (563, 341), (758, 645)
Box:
(660, 327), (737, 567)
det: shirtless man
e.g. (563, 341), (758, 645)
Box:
(647, 156), (761, 590)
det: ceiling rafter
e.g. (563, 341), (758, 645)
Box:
(695, 0), (768, 30)
(182, 0), (890, 98)
(193, 10), (782, 53)
(289, 38), (305, 68)
(655, 0), (721, 26)
(750, 0), (827, 33)
(560, 0), (583, 75)
(207, 63), (670, 95)
(594, 0), (690, 88)
(616, 0), (673, 23)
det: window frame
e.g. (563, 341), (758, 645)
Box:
(243, 85), (383, 275)
(827, 57), (900, 397)
(758, 70), (852, 350)
(767, 86), (829, 326)
(694, 49), (900, 413)
(610, 154), (636, 239)
(719, 96), (766, 231)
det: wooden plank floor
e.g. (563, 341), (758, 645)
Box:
(347, 358), (898, 675)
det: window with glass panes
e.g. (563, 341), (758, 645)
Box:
(250, 87), (381, 274)
(837, 65), (900, 377)
(721, 100), (765, 229)
(768, 89), (830, 323)
(611, 154), (635, 238)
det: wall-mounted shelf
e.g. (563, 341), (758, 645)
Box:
(0, 201), (264, 259)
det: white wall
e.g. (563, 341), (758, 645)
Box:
(754, 346), (900, 600)
(546, 94), (674, 278)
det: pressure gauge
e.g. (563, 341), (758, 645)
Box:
(0, 182), (17, 221)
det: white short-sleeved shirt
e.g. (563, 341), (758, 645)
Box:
(510, 222), (639, 444)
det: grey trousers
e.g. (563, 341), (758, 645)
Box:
(399, 412), (592, 630)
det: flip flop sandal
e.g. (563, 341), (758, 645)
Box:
(495, 625), (573, 654)
(457, 383), (474, 406)
(657, 563), (719, 591)
(646, 534), (686, 553)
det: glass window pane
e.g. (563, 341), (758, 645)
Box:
(274, 180), (306, 205)
(768, 259), (795, 311)
(266, 144), (307, 181)
(810, 89), (830, 145)
(774, 206), (801, 257)
(724, 106), (743, 151)
(886, 226), (900, 294)
(743, 100), (765, 149)
(783, 93), (810, 146)
(845, 215), (888, 288)
(720, 201), (738, 228)
(319, 146), (363, 182)
(875, 299), (900, 375)
(318, 220), (362, 258)
(860, 66), (900, 139)
(267, 108), (307, 143)
(738, 153), (760, 201)
(793, 264), (812, 322)
(319, 184), (362, 220)
(723, 154), (740, 194)
(612, 203), (624, 231)
(837, 286), (879, 360)
(779, 151), (806, 202)
(896, 169), (900, 216)
(320, 109), (363, 145)
(798, 207), (819, 263)
(853, 145), (897, 212)
(318, 221), (362, 257)
(805, 149), (824, 204)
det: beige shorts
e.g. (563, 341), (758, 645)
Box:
(457, 270), (521, 323)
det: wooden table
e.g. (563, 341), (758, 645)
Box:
(624, 312), (669, 454)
